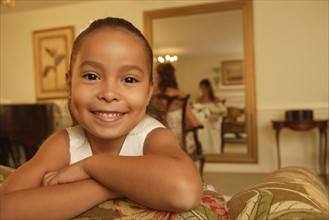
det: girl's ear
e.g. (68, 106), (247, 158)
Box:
(147, 81), (155, 103)
(66, 72), (72, 97)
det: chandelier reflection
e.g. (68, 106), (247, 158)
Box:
(157, 55), (178, 63)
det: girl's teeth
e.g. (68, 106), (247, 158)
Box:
(96, 112), (122, 119)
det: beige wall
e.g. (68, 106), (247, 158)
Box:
(1, 0), (328, 174)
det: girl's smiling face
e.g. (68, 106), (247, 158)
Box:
(68, 28), (153, 144)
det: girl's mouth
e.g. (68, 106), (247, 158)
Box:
(94, 112), (124, 119)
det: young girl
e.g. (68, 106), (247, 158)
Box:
(0, 17), (203, 219)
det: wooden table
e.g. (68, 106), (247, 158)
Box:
(272, 120), (328, 183)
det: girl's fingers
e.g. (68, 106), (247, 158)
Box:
(42, 171), (58, 186)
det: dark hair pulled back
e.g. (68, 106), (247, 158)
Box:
(156, 63), (178, 93)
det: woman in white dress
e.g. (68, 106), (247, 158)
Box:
(194, 79), (227, 154)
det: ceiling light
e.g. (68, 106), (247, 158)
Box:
(157, 55), (178, 63)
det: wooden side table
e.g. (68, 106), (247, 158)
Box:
(272, 120), (328, 183)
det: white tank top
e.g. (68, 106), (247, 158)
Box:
(66, 115), (165, 164)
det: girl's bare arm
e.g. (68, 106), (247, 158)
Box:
(73, 128), (202, 212)
(0, 130), (120, 219)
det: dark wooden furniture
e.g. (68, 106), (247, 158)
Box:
(0, 103), (55, 167)
(221, 106), (247, 153)
(152, 94), (205, 175)
(272, 119), (328, 183)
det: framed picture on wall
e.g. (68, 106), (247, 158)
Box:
(33, 26), (75, 100)
(221, 60), (244, 85)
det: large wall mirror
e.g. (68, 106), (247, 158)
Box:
(144, 0), (257, 163)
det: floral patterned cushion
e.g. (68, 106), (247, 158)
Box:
(227, 166), (329, 220)
(0, 165), (230, 220)
(2, 165), (328, 220)
(74, 190), (229, 220)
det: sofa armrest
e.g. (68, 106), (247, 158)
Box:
(74, 189), (229, 220)
(227, 166), (329, 220)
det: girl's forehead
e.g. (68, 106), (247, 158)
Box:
(79, 28), (144, 56)
(74, 28), (150, 73)
(84, 28), (137, 44)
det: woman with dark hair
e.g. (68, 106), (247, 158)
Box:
(196, 79), (220, 104)
(194, 79), (227, 154)
(156, 62), (179, 93)
(153, 63), (201, 142)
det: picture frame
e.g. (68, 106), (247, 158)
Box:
(33, 26), (75, 100)
(221, 60), (244, 85)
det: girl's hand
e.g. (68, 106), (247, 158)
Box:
(43, 161), (90, 186)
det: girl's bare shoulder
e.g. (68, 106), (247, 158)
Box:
(21, 129), (71, 174)
(36, 129), (70, 164)
(1, 129), (70, 193)
(143, 127), (182, 156)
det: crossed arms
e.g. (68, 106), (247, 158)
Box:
(0, 128), (203, 219)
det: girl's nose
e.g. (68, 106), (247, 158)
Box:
(97, 82), (121, 102)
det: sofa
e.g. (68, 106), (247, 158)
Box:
(0, 165), (328, 219)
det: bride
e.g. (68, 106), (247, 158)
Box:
(194, 79), (227, 154)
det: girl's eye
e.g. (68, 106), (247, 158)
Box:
(83, 73), (99, 80)
(123, 77), (138, 84)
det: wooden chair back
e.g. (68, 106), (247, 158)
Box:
(152, 94), (205, 175)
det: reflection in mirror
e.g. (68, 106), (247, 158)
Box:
(144, 0), (257, 163)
